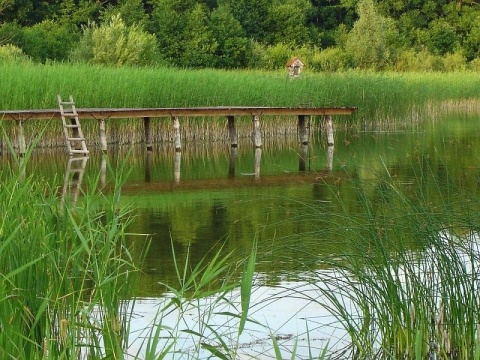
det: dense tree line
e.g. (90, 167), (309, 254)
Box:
(0, 0), (479, 71)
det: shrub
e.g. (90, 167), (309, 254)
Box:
(72, 14), (160, 67)
(443, 51), (467, 72)
(468, 57), (480, 71)
(310, 46), (351, 72)
(0, 43), (31, 63)
(21, 20), (76, 62)
(252, 42), (293, 70)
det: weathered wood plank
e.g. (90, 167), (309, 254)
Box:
(0, 106), (357, 121)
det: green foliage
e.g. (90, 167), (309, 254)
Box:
(264, 0), (312, 46)
(443, 50), (468, 72)
(250, 42), (294, 70)
(73, 14), (160, 67)
(395, 49), (447, 72)
(0, 43), (31, 63)
(210, 4), (250, 69)
(218, 0), (271, 43)
(0, 0), (13, 13)
(20, 20), (77, 62)
(0, 141), (145, 358)
(345, 0), (397, 70)
(1, 0), (480, 70)
(100, 0), (147, 27)
(420, 19), (458, 56)
(462, 14), (480, 61)
(469, 57), (480, 71)
(310, 46), (351, 72)
(149, 0), (191, 64)
(179, 4), (217, 68)
(56, 0), (102, 28)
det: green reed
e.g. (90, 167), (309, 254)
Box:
(1, 62), (479, 151)
(278, 158), (480, 358)
(0, 137), (147, 358)
(1, 62), (479, 133)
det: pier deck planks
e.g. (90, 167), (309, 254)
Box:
(0, 106), (356, 121)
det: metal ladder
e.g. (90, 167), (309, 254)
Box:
(57, 95), (89, 156)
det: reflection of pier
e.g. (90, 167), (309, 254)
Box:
(61, 156), (88, 206)
(2, 104), (351, 190)
(129, 169), (345, 194)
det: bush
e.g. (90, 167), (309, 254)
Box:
(443, 51), (467, 72)
(310, 46), (351, 72)
(251, 42), (293, 70)
(0, 44), (31, 63)
(468, 57), (480, 71)
(72, 14), (160, 67)
(21, 20), (77, 62)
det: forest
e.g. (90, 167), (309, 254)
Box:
(0, 0), (479, 71)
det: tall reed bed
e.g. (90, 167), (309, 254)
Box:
(274, 159), (480, 358)
(0, 142), (149, 358)
(1, 62), (479, 129)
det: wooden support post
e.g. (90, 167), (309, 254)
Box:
(229, 147), (237, 178)
(144, 117), (152, 151)
(252, 115), (262, 148)
(173, 116), (181, 152)
(325, 115), (334, 146)
(298, 115), (309, 145)
(99, 118), (107, 153)
(174, 151), (181, 183)
(254, 148), (262, 179)
(16, 120), (26, 157)
(227, 115), (238, 148)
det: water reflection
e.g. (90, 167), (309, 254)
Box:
(3, 113), (480, 357)
(61, 156), (89, 206)
(299, 144), (309, 171)
(145, 151), (152, 182)
(326, 145), (334, 171)
(254, 147), (261, 178)
(174, 151), (181, 183)
(228, 147), (237, 177)
(124, 230), (480, 359)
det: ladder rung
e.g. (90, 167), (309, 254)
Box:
(62, 112), (78, 117)
(64, 124), (79, 128)
(67, 137), (86, 141)
(69, 150), (89, 154)
(60, 101), (75, 105)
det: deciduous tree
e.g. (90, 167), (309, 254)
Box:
(345, 0), (398, 70)
(210, 4), (250, 68)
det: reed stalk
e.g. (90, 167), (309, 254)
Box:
(0, 136), (147, 358)
(276, 159), (480, 358)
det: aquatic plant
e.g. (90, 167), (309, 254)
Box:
(275, 159), (480, 358)
(0, 136), (148, 358)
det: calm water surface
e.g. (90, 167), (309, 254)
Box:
(4, 112), (480, 358)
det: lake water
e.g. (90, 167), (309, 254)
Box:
(3, 111), (480, 358)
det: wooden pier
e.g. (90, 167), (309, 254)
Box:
(0, 105), (357, 155)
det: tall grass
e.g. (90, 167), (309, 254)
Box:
(272, 159), (480, 358)
(1, 62), (479, 147)
(0, 63), (479, 112)
(0, 138), (149, 358)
